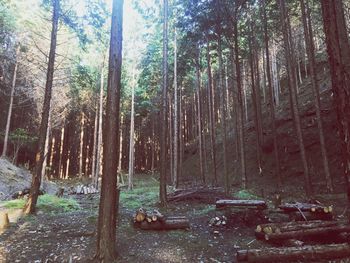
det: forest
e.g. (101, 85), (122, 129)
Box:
(1, 0), (350, 262)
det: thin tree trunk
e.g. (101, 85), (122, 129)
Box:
(94, 61), (105, 187)
(41, 108), (51, 181)
(91, 102), (98, 179)
(24, 0), (59, 214)
(206, 37), (218, 185)
(195, 46), (205, 184)
(248, 21), (263, 172)
(2, 45), (19, 158)
(217, 36), (229, 194)
(79, 112), (84, 178)
(173, 28), (178, 187)
(263, 0), (281, 188)
(160, 0), (168, 206)
(95, 0), (123, 260)
(300, 0), (333, 192)
(128, 69), (136, 190)
(118, 115), (123, 173)
(278, 0), (311, 196)
(178, 85), (183, 188)
(234, 18), (247, 189)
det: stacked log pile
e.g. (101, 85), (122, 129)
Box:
(209, 216), (228, 227)
(133, 208), (190, 230)
(279, 202), (334, 221)
(255, 220), (349, 242)
(235, 200), (350, 262)
(74, 184), (98, 195)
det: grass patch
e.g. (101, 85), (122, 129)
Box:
(234, 190), (260, 200)
(120, 175), (159, 210)
(1, 194), (80, 214)
(2, 199), (25, 209)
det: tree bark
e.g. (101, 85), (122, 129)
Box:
(320, 0), (350, 218)
(159, 0), (168, 205)
(79, 112), (84, 178)
(95, 0), (123, 260)
(1, 45), (19, 158)
(24, 0), (59, 214)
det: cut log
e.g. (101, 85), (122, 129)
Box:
(255, 220), (341, 239)
(263, 224), (350, 241)
(236, 243), (350, 262)
(135, 208), (147, 223)
(289, 211), (333, 221)
(136, 216), (190, 230)
(279, 202), (333, 213)
(216, 200), (267, 209)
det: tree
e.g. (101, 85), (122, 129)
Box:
(128, 67), (136, 190)
(320, 0), (350, 218)
(1, 45), (19, 158)
(24, 0), (60, 214)
(300, 0), (332, 192)
(159, 0), (168, 206)
(277, 0), (311, 196)
(95, 0), (124, 260)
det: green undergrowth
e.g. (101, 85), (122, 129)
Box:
(1, 194), (80, 213)
(120, 175), (159, 210)
(234, 189), (260, 200)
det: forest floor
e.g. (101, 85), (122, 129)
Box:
(0, 174), (349, 263)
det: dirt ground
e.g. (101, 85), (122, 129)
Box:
(0, 178), (349, 263)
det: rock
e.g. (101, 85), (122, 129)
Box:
(0, 158), (58, 200)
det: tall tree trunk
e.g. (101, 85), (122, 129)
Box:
(195, 46), (205, 184)
(1, 45), (19, 158)
(173, 28), (178, 187)
(24, 0), (59, 214)
(206, 37), (218, 185)
(91, 102), (98, 179)
(41, 108), (51, 181)
(128, 70), (136, 190)
(263, 0), (281, 188)
(118, 115), (123, 173)
(217, 36), (229, 193)
(234, 18), (247, 189)
(169, 94), (174, 184)
(320, 0), (350, 219)
(94, 61), (105, 187)
(248, 21), (263, 172)
(79, 112), (84, 177)
(160, 0), (168, 205)
(278, 0), (311, 196)
(95, 0), (123, 260)
(300, 0), (333, 191)
(178, 85), (183, 187)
